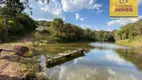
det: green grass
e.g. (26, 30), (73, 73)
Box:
(116, 36), (142, 48)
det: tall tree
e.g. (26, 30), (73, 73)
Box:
(50, 18), (64, 36)
(0, 0), (50, 42)
(0, 0), (24, 41)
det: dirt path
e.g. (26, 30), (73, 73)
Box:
(0, 58), (25, 80)
(0, 54), (44, 80)
(0, 62), (11, 73)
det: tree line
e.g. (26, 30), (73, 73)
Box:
(0, 0), (49, 43)
(115, 19), (142, 41)
(0, 13), (36, 43)
(0, 0), (115, 43)
(36, 20), (51, 27)
(36, 18), (115, 43)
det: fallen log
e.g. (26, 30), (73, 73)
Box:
(46, 48), (85, 67)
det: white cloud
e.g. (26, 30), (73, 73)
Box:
(34, 18), (52, 21)
(93, 4), (102, 10)
(61, 0), (103, 13)
(107, 16), (142, 27)
(80, 18), (84, 21)
(106, 53), (126, 65)
(108, 68), (115, 76)
(75, 13), (84, 21)
(80, 24), (97, 30)
(20, 0), (27, 3)
(40, 6), (62, 16)
(80, 24), (110, 31)
(105, 28), (113, 31)
(75, 13), (80, 20)
(73, 57), (83, 64)
(38, 0), (49, 5)
(25, 0), (65, 21)
(40, 0), (62, 16)
(106, 53), (132, 66)
(139, 0), (142, 4)
(96, 10), (103, 14)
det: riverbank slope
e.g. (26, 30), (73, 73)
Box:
(116, 36), (142, 48)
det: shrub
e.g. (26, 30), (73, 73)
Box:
(34, 32), (42, 40)
(0, 13), (37, 42)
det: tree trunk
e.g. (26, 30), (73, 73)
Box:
(3, 15), (8, 42)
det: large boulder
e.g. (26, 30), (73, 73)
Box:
(13, 46), (29, 57)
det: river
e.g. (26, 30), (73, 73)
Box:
(38, 42), (142, 80)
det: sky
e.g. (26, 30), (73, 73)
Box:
(24, 0), (142, 31)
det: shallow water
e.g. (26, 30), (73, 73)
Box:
(39, 42), (142, 80)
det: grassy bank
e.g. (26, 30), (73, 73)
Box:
(116, 36), (142, 48)
(116, 36), (142, 54)
(115, 19), (142, 50)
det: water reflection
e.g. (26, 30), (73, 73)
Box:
(116, 49), (142, 71)
(90, 42), (130, 49)
(39, 42), (142, 80)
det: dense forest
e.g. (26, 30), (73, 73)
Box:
(0, 16), (115, 43)
(115, 19), (142, 40)
(115, 19), (142, 48)
(0, 0), (115, 43)
(1, 0), (142, 80)
(1, 0), (141, 45)
(0, 13), (36, 43)
(36, 20), (51, 27)
(36, 18), (115, 43)
(0, 0), (37, 43)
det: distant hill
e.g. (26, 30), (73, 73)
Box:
(36, 20), (51, 27)
(115, 19), (142, 48)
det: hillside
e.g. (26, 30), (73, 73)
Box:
(115, 19), (142, 48)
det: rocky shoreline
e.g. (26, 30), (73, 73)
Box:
(0, 43), (48, 80)
(0, 55), (48, 80)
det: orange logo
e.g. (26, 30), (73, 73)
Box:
(110, 0), (138, 17)
(120, 0), (128, 4)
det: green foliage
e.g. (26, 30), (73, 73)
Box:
(0, 0), (26, 41)
(0, 17), (4, 42)
(0, 13), (36, 42)
(115, 19), (142, 48)
(34, 32), (42, 40)
(47, 18), (115, 42)
(46, 36), (61, 44)
(36, 20), (51, 27)
(50, 18), (64, 36)
(49, 18), (85, 42)
(61, 23), (83, 41)
(83, 29), (115, 42)
(115, 19), (142, 41)
(0, 0), (24, 17)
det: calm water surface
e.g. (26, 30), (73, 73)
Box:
(38, 42), (142, 80)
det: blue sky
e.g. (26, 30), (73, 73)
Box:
(24, 0), (142, 31)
